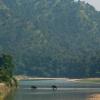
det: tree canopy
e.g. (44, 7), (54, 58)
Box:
(0, 0), (100, 77)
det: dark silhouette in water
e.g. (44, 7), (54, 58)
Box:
(52, 85), (57, 91)
(31, 85), (37, 90)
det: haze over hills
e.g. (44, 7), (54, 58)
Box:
(0, 0), (100, 77)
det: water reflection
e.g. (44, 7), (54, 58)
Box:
(6, 89), (100, 100)
(88, 94), (100, 100)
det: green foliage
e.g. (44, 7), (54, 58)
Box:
(0, 0), (100, 77)
(0, 54), (16, 87)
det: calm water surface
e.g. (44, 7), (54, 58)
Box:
(6, 79), (100, 100)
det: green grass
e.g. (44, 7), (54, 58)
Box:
(78, 78), (100, 83)
(0, 93), (4, 100)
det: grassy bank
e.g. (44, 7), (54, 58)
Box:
(0, 83), (11, 100)
(77, 78), (100, 84)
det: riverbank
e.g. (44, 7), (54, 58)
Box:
(0, 82), (17, 100)
(0, 83), (11, 100)
(15, 75), (79, 81)
(15, 75), (67, 80)
(77, 78), (100, 84)
(15, 75), (100, 84)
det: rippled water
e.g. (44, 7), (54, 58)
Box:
(6, 79), (100, 100)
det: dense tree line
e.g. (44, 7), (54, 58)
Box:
(0, 0), (100, 77)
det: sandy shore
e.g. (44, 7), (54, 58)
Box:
(15, 75), (100, 84)
(89, 94), (100, 100)
(15, 75), (81, 82)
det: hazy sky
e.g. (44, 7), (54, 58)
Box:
(81, 0), (100, 11)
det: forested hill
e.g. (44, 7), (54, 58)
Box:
(0, 0), (100, 77)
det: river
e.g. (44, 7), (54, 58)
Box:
(6, 79), (100, 100)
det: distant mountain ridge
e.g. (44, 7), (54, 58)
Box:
(0, 0), (100, 77)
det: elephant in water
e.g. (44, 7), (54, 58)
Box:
(52, 85), (57, 91)
(31, 85), (37, 90)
